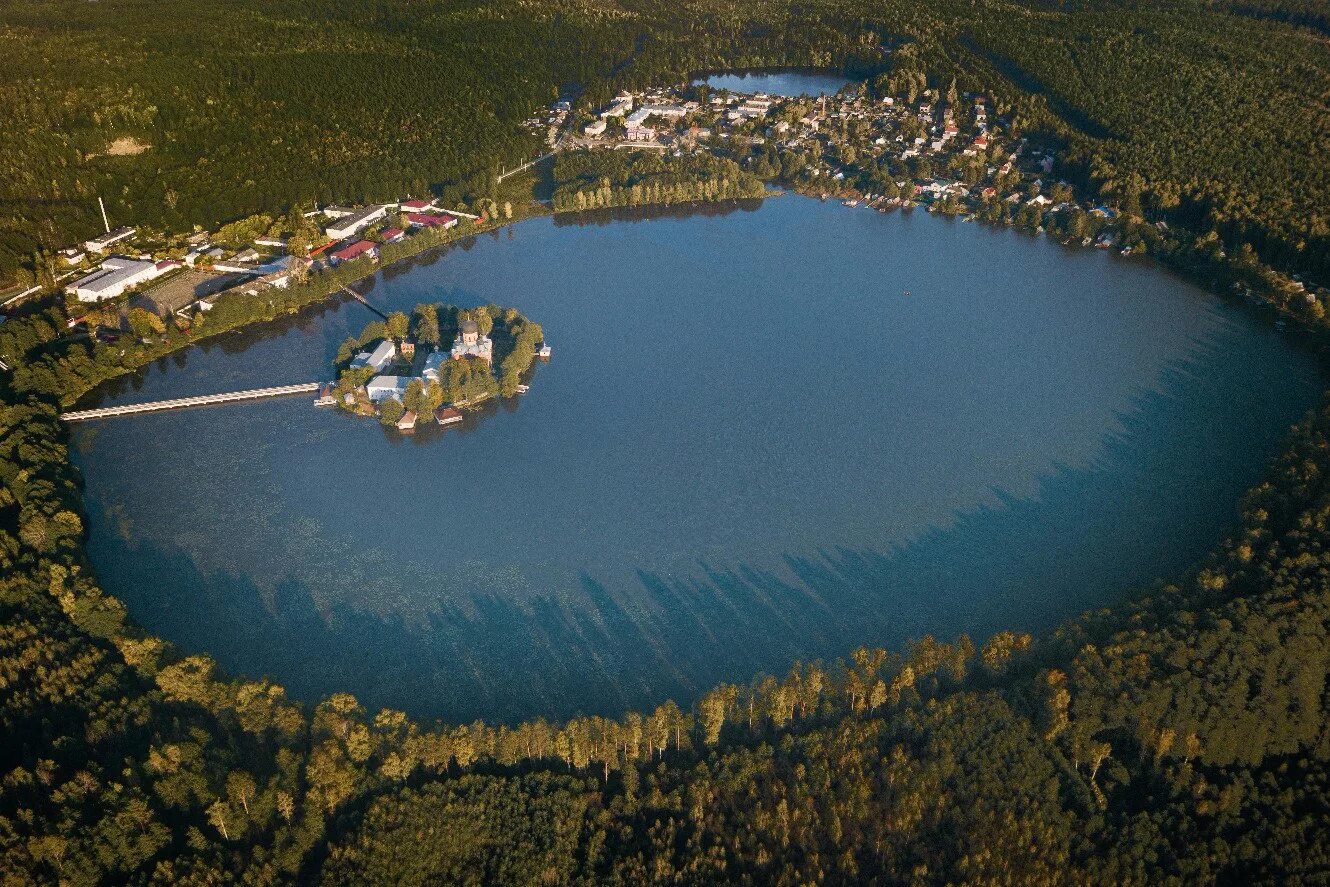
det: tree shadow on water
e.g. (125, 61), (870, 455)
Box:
(91, 328), (1322, 724)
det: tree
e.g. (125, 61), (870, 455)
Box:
(386, 311), (409, 341)
(336, 337), (359, 365)
(379, 398), (405, 425)
(127, 307), (166, 338)
(413, 304), (440, 346)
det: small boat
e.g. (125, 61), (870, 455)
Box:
(515, 384), (530, 394)
(843, 199), (858, 207)
(1120, 247), (1133, 256)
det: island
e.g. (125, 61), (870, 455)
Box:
(327, 303), (547, 430)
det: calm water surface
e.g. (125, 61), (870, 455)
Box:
(70, 197), (1323, 722)
(696, 70), (853, 96)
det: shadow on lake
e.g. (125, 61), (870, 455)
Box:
(90, 328), (1315, 724)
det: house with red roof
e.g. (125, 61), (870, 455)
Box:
(406, 212), (459, 231)
(330, 240), (379, 264)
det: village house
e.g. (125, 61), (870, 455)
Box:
(599, 95), (633, 118)
(366, 375), (409, 402)
(422, 349), (448, 381)
(351, 339), (396, 372)
(84, 226), (137, 253)
(399, 199), (437, 213)
(330, 240), (379, 264)
(325, 205), (386, 240)
(583, 119), (607, 137)
(406, 212), (458, 231)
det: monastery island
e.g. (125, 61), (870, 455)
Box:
(324, 302), (549, 431)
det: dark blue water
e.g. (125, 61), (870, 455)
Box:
(696, 70), (853, 96)
(70, 197), (1323, 723)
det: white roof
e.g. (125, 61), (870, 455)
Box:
(366, 375), (408, 391)
(69, 257), (157, 296)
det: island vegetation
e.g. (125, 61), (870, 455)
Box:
(2, 0), (1330, 882)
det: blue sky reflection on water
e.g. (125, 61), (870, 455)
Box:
(70, 195), (1323, 723)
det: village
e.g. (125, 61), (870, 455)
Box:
(10, 73), (1322, 345)
(33, 196), (484, 335)
(528, 81), (1134, 241)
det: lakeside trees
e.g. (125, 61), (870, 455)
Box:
(552, 150), (767, 212)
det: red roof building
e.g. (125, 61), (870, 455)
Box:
(406, 212), (458, 230)
(330, 240), (379, 263)
(380, 227), (405, 243)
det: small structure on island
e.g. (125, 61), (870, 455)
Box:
(314, 384), (335, 406)
(366, 375), (409, 402)
(450, 318), (493, 364)
(435, 406), (463, 426)
(351, 340), (396, 372)
(537, 342), (552, 359)
(396, 410), (417, 432)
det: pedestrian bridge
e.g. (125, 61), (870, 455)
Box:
(62, 382), (320, 421)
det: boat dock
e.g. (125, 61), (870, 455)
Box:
(62, 382), (320, 421)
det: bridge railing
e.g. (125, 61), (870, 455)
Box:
(62, 382), (320, 421)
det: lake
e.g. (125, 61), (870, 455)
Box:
(70, 196), (1323, 724)
(695, 69), (853, 96)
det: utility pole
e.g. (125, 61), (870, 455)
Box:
(97, 197), (110, 233)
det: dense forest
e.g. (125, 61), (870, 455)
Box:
(4, 0), (1330, 883)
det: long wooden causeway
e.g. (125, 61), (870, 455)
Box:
(62, 382), (320, 421)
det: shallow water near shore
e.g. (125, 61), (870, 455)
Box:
(70, 195), (1323, 723)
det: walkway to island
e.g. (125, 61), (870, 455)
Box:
(62, 382), (320, 421)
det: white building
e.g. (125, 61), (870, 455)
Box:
(450, 319), (493, 363)
(366, 375), (409, 402)
(583, 119), (607, 137)
(351, 339), (397, 372)
(422, 349), (448, 381)
(84, 226), (136, 253)
(325, 205), (386, 240)
(66, 256), (164, 302)
(640, 104), (687, 120)
(599, 96), (633, 118)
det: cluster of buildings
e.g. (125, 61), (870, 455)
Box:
(581, 91), (699, 144)
(51, 194), (477, 336)
(352, 318), (493, 405)
(338, 318), (508, 431)
(559, 82), (1094, 229)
